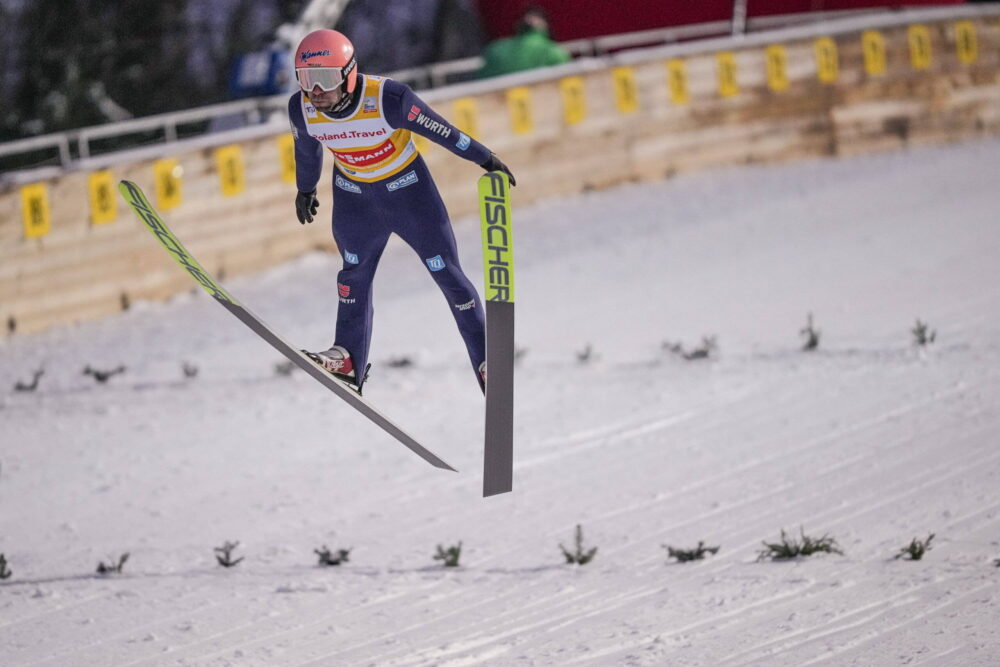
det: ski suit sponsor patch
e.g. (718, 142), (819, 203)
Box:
(425, 255), (446, 271)
(407, 105), (421, 121)
(457, 132), (471, 150)
(339, 281), (356, 303)
(413, 113), (451, 138)
(317, 128), (387, 141)
(335, 174), (361, 193)
(386, 171), (418, 191)
(454, 299), (476, 311)
(333, 137), (397, 168)
(344, 250), (359, 264)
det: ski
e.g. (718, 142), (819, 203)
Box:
(478, 172), (515, 496)
(118, 180), (455, 472)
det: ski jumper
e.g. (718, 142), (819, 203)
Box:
(288, 75), (493, 385)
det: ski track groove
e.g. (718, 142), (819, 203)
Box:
(692, 422), (1000, 560)
(569, 560), (993, 666)
(197, 580), (548, 667)
(13, 588), (228, 667)
(629, 424), (1000, 580)
(118, 579), (451, 667)
(149, 563), (590, 667)
(383, 429), (997, 667)
(288, 585), (609, 666)
(308, 585), (666, 667)
(610, 405), (997, 567)
(530, 421), (999, 665)
(520, 370), (972, 529)
(177, 371), (996, 665)
(598, 512), (994, 664)
(716, 584), (937, 665)
(562, 582), (830, 665)
(516, 360), (984, 536)
(0, 590), (111, 633)
(464, 363), (941, 565)
(619, 429), (942, 563)
(910, 643), (980, 665)
(792, 582), (996, 665)
(330, 371), (788, 571)
(126, 423), (742, 667)
(369, 591), (616, 667)
(6, 373), (993, 667)
(388, 582), (611, 667)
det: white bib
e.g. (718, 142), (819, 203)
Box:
(302, 75), (417, 183)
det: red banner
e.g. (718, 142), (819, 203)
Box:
(477, 1), (966, 41)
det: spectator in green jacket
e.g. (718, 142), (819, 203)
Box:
(479, 5), (571, 78)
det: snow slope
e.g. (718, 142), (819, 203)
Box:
(2, 139), (999, 666)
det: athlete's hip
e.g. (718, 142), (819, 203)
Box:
(332, 158), (444, 213)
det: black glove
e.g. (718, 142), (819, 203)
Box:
(479, 153), (516, 187)
(295, 190), (319, 224)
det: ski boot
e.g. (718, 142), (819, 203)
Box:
(303, 344), (367, 391)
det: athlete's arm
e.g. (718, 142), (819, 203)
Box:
(382, 80), (493, 163)
(287, 92), (324, 194)
(383, 80), (516, 185)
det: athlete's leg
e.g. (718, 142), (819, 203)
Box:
(330, 179), (391, 381)
(385, 160), (486, 376)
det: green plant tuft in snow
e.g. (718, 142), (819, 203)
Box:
(434, 542), (462, 567)
(96, 552), (129, 575)
(560, 524), (598, 565)
(315, 545), (351, 566)
(664, 541), (720, 563)
(757, 527), (843, 561)
(895, 533), (935, 561)
(215, 541), (244, 568)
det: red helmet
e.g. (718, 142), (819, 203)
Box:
(294, 30), (358, 95)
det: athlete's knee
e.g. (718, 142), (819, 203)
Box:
(421, 252), (452, 274)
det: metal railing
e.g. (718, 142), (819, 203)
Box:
(0, 133), (73, 169)
(0, 96), (290, 173)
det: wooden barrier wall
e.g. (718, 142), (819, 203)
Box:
(1, 13), (999, 338)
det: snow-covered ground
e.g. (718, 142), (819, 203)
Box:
(2, 139), (1000, 666)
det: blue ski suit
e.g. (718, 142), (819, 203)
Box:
(288, 75), (494, 386)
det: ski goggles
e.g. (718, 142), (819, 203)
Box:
(296, 58), (355, 92)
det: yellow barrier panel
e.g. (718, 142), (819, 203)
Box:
(766, 45), (789, 92)
(277, 134), (296, 183)
(667, 59), (690, 105)
(908, 24), (933, 71)
(412, 133), (429, 154)
(87, 170), (118, 225)
(559, 76), (587, 125)
(506, 87), (534, 135)
(452, 98), (479, 139)
(955, 20), (978, 65)
(863, 30), (887, 76)
(216, 144), (245, 197)
(20, 183), (51, 239)
(612, 66), (639, 113)
(717, 52), (739, 98)
(154, 159), (183, 211)
(814, 37), (839, 84)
